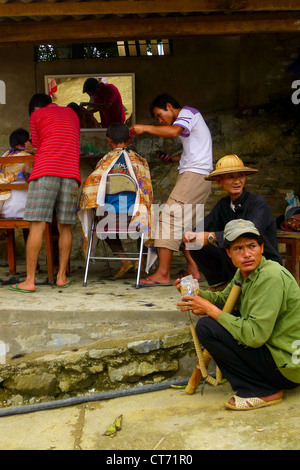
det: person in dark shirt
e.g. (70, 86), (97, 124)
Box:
(80, 78), (125, 128)
(183, 154), (281, 287)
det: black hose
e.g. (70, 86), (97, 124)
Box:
(0, 377), (189, 418)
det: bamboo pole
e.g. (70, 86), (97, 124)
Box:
(185, 281), (241, 394)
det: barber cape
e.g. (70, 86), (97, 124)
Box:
(77, 148), (154, 263)
(0, 149), (33, 201)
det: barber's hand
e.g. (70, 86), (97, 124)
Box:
(156, 150), (172, 163)
(130, 124), (146, 136)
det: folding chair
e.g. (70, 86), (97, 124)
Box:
(83, 173), (145, 288)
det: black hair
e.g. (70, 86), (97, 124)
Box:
(106, 123), (130, 144)
(224, 233), (264, 250)
(82, 77), (100, 94)
(67, 102), (80, 117)
(29, 93), (52, 115)
(149, 93), (181, 117)
(9, 128), (30, 148)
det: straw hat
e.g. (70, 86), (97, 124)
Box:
(205, 154), (258, 181)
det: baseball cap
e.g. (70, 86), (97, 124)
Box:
(224, 219), (260, 242)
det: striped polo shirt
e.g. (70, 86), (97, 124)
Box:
(29, 103), (81, 184)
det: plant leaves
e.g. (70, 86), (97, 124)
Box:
(114, 414), (123, 431)
(103, 415), (123, 437)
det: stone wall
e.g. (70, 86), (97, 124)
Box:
(0, 329), (195, 407)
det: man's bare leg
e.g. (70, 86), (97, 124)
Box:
(140, 247), (173, 285)
(13, 221), (45, 292)
(56, 223), (72, 287)
(182, 247), (202, 280)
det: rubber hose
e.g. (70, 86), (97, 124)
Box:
(0, 377), (189, 418)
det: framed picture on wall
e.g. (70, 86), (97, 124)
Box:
(44, 73), (135, 131)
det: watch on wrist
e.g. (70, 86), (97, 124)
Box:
(208, 232), (215, 244)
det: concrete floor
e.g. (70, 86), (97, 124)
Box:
(0, 256), (299, 450)
(0, 383), (300, 450)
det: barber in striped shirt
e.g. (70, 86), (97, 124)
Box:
(9, 93), (81, 293)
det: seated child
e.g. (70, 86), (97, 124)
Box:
(0, 128), (33, 218)
(78, 123), (153, 279)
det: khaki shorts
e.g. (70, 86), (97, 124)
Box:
(24, 176), (79, 224)
(154, 172), (211, 251)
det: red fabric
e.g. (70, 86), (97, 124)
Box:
(29, 103), (81, 184)
(280, 214), (300, 231)
(48, 78), (57, 96)
(93, 83), (125, 127)
(48, 85), (57, 96)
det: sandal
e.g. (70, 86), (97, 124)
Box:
(114, 262), (134, 279)
(224, 394), (282, 411)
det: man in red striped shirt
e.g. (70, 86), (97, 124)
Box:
(10, 93), (81, 293)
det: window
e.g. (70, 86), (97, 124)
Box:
(35, 40), (172, 61)
(117, 40), (172, 56)
(35, 43), (118, 61)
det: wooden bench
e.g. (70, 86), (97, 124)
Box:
(277, 230), (300, 285)
(0, 155), (55, 284)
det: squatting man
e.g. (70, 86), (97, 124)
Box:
(177, 219), (300, 411)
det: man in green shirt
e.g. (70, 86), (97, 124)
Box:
(177, 219), (300, 410)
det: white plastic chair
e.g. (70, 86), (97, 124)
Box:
(83, 173), (145, 288)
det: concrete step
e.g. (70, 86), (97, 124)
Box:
(0, 260), (208, 406)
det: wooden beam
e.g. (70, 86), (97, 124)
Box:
(0, 13), (300, 45)
(1, 0), (300, 18)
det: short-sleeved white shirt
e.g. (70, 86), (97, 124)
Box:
(173, 106), (213, 175)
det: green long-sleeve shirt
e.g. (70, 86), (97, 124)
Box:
(200, 256), (300, 383)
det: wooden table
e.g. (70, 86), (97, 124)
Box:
(277, 230), (300, 285)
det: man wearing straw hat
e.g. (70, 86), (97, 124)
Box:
(177, 219), (300, 410)
(183, 154), (281, 289)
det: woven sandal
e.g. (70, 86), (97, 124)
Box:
(224, 394), (282, 411)
(114, 262), (134, 279)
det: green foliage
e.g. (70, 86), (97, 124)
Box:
(34, 43), (118, 61)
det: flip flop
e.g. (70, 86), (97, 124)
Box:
(140, 277), (173, 287)
(9, 284), (36, 293)
(224, 394), (282, 411)
(56, 280), (73, 288)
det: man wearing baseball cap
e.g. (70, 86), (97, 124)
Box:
(178, 219), (300, 410)
(183, 154), (281, 289)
